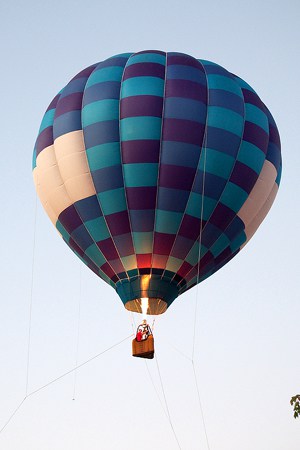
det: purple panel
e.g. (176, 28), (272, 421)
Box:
(178, 214), (201, 240)
(97, 238), (119, 260)
(100, 262), (117, 280)
(159, 164), (196, 190)
(130, 210), (155, 232)
(55, 92), (83, 118)
(113, 233), (135, 256)
(105, 211), (131, 236)
(123, 62), (165, 80)
(70, 64), (98, 81)
(126, 187), (157, 209)
(59, 205), (82, 234)
(136, 253), (152, 268)
(215, 246), (233, 265)
(243, 121), (269, 153)
(242, 89), (264, 109)
(92, 165), (123, 192)
(165, 80), (207, 102)
(170, 235), (194, 260)
(46, 93), (60, 112)
(122, 140), (160, 164)
(209, 203), (236, 231)
(153, 232), (175, 255)
(69, 237), (84, 257)
(120, 96), (163, 119)
(168, 53), (202, 69)
(177, 261), (193, 278)
(138, 50), (165, 56)
(108, 258), (125, 274)
(163, 119), (205, 146)
(230, 161), (258, 194)
(36, 127), (54, 156)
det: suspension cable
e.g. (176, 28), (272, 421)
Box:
(191, 128), (211, 450)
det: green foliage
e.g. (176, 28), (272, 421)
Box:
(290, 395), (300, 419)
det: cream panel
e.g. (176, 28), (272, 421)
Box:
(47, 185), (73, 216)
(54, 130), (85, 159)
(57, 151), (91, 181)
(33, 168), (58, 224)
(35, 145), (57, 169)
(121, 255), (138, 272)
(165, 256), (183, 273)
(38, 164), (64, 192)
(64, 173), (96, 203)
(242, 183), (278, 246)
(238, 160), (277, 227)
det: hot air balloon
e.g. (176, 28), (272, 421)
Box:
(32, 51), (281, 335)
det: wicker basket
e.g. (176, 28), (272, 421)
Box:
(132, 335), (154, 359)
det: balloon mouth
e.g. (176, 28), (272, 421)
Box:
(116, 273), (181, 316)
(125, 297), (168, 315)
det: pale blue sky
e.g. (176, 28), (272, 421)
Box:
(1, 1), (300, 449)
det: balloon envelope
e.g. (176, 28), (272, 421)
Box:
(33, 51), (282, 314)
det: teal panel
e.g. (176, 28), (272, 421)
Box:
(123, 163), (158, 187)
(220, 182), (248, 213)
(56, 220), (70, 241)
(98, 188), (127, 215)
(237, 141), (266, 174)
(186, 192), (217, 220)
(234, 77), (256, 93)
(230, 231), (247, 252)
(86, 142), (121, 171)
(85, 66), (124, 88)
(125, 53), (166, 66)
(85, 217), (110, 241)
(32, 148), (37, 169)
(186, 242), (208, 266)
(245, 103), (269, 133)
(121, 77), (164, 98)
(155, 210), (183, 234)
(201, 148), (235, 179)
(207, 75), (242, 96)
(132, 232), (153, 254)
(39, 109), (55, 133)
(210, 233), (230, 258)
(121, 116), (162, 141)
(208, 106), (244, 136)
(82, 99), (119, 126)
(85, 243), (107, 266)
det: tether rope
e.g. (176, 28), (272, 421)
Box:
(25, 192), (38, 396)
(155, 353), (182, 450)
(72, 263), (82, 400)
(0, 334), (133, 436)
(144, 360), (169, 421)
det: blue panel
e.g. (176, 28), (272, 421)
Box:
(53, 110), (82, 138)
(167, 65), (206, 85)
(164, 97), (206, 123)
(161, 141), (200, 168)
(206, 126), (241, 157)
(75, 195), (102, 222)
(84, 120), (119, 148)
(84, 81), (120, 105)
(158, 187), (190, 212)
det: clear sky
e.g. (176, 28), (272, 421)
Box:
(1, 0), (300, 449)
